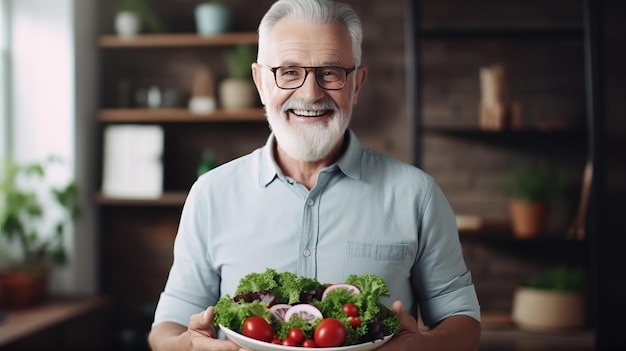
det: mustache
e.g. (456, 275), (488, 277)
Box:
(281, 97), (338, 113)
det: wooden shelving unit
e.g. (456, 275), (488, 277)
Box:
(95, 19), (267, 351)
(95, 191), (188, 206)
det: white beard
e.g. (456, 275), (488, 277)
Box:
(266, 96), (352, 161)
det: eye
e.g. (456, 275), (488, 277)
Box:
(277, 67), (303, 78)
(319, 67), (342, 80)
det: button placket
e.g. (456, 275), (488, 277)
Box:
(297, 170), (332, 278)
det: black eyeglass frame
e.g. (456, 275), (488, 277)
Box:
(263, 65), (357, 90)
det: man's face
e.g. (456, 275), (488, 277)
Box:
(252, 17), (366, 161)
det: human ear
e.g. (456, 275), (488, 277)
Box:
(251, 63), (266, 105)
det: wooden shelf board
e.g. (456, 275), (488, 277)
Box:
(0, 295), (108, 347)
(98, 108), (267, 123)
(99, 32), (258, 48)
(95, 192), (188, 206)
(456, 215), (512, 237)
(424, 126), (585, 135)
(419, 25), (583, 40)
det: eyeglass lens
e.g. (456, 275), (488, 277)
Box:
(274, 67), (348, 90)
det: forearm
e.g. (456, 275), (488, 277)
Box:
(422, 315), (481, 351)
(148, 322), (190, 351)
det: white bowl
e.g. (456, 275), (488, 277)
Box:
(220, 324), (393, 351)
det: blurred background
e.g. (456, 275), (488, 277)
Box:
(0, 0), (624, 350)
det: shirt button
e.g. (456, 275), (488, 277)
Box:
(307, 199), (315, 206)
(303, 249), (311, 257)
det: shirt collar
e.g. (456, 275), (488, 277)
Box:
(258, 129), (363, 187)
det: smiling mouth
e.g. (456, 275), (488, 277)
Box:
(290, 109), (330, 117)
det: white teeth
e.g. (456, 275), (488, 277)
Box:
(292, 109), (325, 117)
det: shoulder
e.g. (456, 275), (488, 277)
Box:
(359, 146), (434, 186)
(192, 147), (264, 193)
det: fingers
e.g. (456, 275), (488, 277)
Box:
(391, 300), (405, 313)
(391, 300), (420, 334)
(204, 306), (215, 324)
(189, 307), (217, 338)
(188, 307), (249, 350)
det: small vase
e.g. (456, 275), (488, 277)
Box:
(219, 79), (257, 109)
(195, 3), (229, 36)
(115, 11), (141, 38)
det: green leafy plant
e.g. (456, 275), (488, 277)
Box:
(224, 44), (256, 79)
(0, 155), (80, 268)
(115, 0), (167, 33)
(499, 161), (569, 203)
(523, 265), (586, 293)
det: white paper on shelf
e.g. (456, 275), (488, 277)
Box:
(102, 124), (164, 199)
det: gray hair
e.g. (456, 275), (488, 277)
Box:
(257, 0), (363, 67)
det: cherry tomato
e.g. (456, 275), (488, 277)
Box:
(302, 339), (318, 348)
(282, 338), (298, 346)
(271, 337), (282, 344)
(287, 327), (305, 344)
(241, 316), (275, 342)
(314, 318), (346, 347)
(342, 303), (360, 317)
(347, 316), (362, 327)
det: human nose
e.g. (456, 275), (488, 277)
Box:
(297, 68), (325, 101)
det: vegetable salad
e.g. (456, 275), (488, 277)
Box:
(214, 268), (401, 347)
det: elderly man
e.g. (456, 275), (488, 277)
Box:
(148, 1), (481, 350)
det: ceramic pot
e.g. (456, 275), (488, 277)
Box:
(115, 11), (141, 38)
(219, 79), (257, 109)
(512, 287), (585, 331)
(195, 3), (229, 36)
(0, 266), (49, 309)
(509, 199), (547, 239)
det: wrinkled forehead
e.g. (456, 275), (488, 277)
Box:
(262, 17), (354, 67)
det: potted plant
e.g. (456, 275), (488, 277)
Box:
(512, 265), (586, 331)
(219, 44), (258, 110)
(0, 155), (80, 309)
(114, 0), (166, 37)
(195, 0), (230, 36)
(499, 161), (568, 239)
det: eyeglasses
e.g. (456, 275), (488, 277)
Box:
(264, 65), (356, 90)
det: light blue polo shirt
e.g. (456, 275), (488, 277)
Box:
(152, 130), (480, 331)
